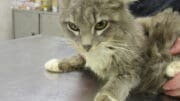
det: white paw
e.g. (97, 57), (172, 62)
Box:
(45, 59), (61, 72)
(166, 61), (180, 77)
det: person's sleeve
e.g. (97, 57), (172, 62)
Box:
(129, 0), (180, 17)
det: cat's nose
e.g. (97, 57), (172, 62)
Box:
(83, 45), (92, 52)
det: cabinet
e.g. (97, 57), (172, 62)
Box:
(13, 10), (39, 38)
(13, 9), (63, 39)
(40, 13), (62, 36)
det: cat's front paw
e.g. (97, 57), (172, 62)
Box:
(166, 61), (180, 77)
(45, 59), (62, 73)
(94, 92), (117, 101)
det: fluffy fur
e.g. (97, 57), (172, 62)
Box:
(45, 0), (180, 101)
(136, 9), (180, 94)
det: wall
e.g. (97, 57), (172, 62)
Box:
(0, 0), (13, 41)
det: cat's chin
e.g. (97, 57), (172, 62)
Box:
(80, 48), (113, 77)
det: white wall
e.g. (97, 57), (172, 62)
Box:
(0, 0), (13, 41)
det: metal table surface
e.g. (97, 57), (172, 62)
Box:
(0, 35), (179, 101)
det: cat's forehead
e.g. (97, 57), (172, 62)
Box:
(64, 0), (123, 24)
(65, 5), (100, 26)
(68, 0), (122, 13)
(67, 7), (95, 27)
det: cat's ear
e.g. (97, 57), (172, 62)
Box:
(59, 0), (71, 8)
(121, 0), (138, 4)
(101, 0), (137, 9)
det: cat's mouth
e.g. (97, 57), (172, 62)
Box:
(81, 43), (115, 53)
(107, 46), (116, 50)
(80, 45), (114, 59)
(83, 45), (92, 52)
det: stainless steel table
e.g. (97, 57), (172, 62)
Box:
(0, 35), (179, 101)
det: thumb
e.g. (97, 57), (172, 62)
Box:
(170, 38), (180, 55)
(163, 73), (180, 90)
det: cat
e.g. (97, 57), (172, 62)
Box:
(45, 0), (180, 101)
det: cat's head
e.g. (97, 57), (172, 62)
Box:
(59, 0), (140, 53)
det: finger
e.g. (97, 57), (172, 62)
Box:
(170, 38), (180, 55)
(164, 89), (180, 97)
(163, 73), (180, 90)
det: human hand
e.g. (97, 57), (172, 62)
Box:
(170, 38), (180, 55)
(163, 73), (180, 97)
(163, 38), (180, 97)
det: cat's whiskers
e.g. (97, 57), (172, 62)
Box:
(71, 41), (87, 53)
(100, 41), (141, 59)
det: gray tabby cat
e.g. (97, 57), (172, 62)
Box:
(45, 0), (180, 101)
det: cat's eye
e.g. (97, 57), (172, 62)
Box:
(67, 22), (80, 32)
(95, 20), (108, 31)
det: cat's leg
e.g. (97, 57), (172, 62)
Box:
(166, 61), (180, 77)
(45, 55), (85, 73)
(94, 75), (140, 101)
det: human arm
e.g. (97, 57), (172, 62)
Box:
(163, 38), (180, 97)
